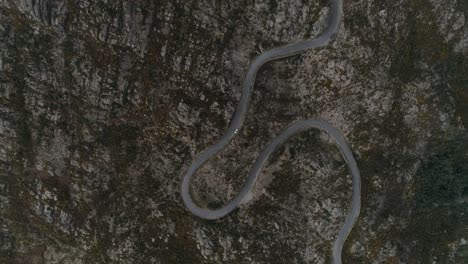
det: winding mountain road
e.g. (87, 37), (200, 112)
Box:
(181, 0), (361, 263)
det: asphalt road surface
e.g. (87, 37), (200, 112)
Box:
(181, 0), (361, 263)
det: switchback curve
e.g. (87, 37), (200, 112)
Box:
(180, 1), (360, 263)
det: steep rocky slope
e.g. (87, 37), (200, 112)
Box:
(0, 0), (467, 263)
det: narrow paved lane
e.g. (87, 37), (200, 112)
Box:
(181, 1), (361, 263)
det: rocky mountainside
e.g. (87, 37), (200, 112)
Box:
(0, 0), (467, 263)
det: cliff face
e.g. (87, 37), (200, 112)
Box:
(0, 0), (467, 263)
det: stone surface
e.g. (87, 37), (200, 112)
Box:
(0, 0), (467, 263)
